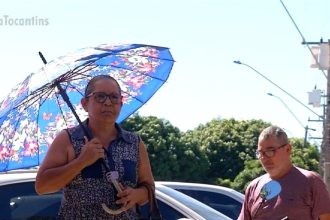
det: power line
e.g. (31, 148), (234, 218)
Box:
(279, 0), (327, 79)
(279, 0), (305, 43)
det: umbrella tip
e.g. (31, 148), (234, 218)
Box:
(38, 51), (47, 64)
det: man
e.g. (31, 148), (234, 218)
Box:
(238, 125), (330, 220)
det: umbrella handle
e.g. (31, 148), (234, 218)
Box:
(101, 172), (127, 215)
(101, 179), (127, 215)
(105, 172), (123, 192)
(101, 203), (125, 215)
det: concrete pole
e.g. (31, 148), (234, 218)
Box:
(323, 40), (330, 192)
(325, 162), (330, 193)
(304, 126), (308, 147)
(302, 39), (330, 191)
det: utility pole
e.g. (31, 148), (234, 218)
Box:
(304, 125), (317, 147)
(303, 39), (330, 192)
(325, 41), (330, 193)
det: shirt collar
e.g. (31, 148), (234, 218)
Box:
(71, 119), (133, 144)
(115, 123), (134, 144)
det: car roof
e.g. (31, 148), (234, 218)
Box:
(157, 181), (244, 202)
(0, 169), (37, 185)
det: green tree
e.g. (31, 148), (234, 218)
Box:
(121, 114), (209, 181)
(183, 118), (270, 183)
(289, 138), (320, 172)
(179, 132), (210, 182)
(230, 160), (264, 193)
(121, 114), (180, 180)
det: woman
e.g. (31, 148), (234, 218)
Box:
(35, 75), (155, 219)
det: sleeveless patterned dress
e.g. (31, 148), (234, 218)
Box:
(57, 120), (140, 220)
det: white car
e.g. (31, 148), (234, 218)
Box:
(158, 181), (244, 219)
(0, 170), (231, 220)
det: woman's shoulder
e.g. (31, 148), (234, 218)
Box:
(66, 123), (88, 141)
(117, 124), (140, 144)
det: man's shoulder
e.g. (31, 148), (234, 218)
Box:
(293, 166), (322, 179)
(248, 173), (269, 188)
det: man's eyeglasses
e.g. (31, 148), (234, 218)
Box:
(255, 143), (287, 159)
(86, 92), (122, 104)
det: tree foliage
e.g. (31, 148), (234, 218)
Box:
(183, 118), (270, 183)
(289, 138), (320, 172)
(120, 114), (209, 181)
(230, 160), (264, 193)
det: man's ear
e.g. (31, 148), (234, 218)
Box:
(81, 98), (88, 112)
(287, 144), (292, 154)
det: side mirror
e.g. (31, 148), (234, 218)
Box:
(260, 180), (281, 200)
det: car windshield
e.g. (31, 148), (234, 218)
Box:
(156, 185), (230, 220)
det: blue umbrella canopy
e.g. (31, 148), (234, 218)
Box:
(0, 43), (174, 172)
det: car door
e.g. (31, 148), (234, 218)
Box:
(0, 181), (61, 219)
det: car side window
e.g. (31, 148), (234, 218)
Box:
(0, 181), (61, 220)
(177, 189), (242, 219)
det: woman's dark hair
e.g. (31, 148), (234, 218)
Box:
(84, 75), (121, 97)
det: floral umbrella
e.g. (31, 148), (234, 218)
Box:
(0, 43), (174, 172)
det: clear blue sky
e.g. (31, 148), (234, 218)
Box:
(1, 0), (330, 143)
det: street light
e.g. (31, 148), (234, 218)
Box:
(267, 92), (316, 146)
(233, 60), (323, 119)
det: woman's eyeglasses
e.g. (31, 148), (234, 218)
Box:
(86, 92), (122, 104)
(255, 143), (287, 159)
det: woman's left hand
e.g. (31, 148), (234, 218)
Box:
(116, 185), (148, 211)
